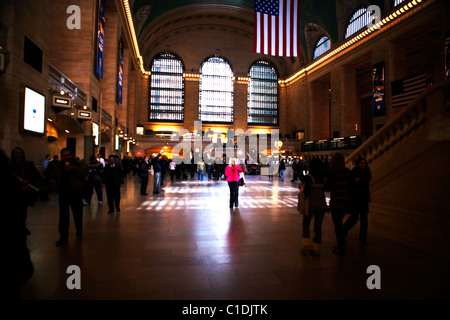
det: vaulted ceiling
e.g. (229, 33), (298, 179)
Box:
(128, 0), (385, 77)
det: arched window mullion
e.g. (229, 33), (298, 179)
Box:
(345, 7), (371, 39)
(393, 0), (406, 7)
(247, 60), (279, 126)
(313, 35), (330, 59)
(199, 56), (234, 124)
(149, 53), (184, 122)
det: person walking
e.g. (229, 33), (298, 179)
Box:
(139, 156), (150, 195)
(84, 155), (104, 205)
(324, 153), (352, 255)
(299, 158), (328, 256)
(344, 157), (372, 244)
(279, 158), (286, 181)
(225, 158), (242, 209)
(151, 149), (164, 194)
(51, 148), (89, 246)
(103, 154), (124, 213)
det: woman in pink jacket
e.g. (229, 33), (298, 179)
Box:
(225, 158), (243, 209)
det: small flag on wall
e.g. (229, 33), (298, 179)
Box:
(254, 0), (300, 57)
(391, 74), (427, 108)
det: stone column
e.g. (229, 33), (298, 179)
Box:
(330, 65), (358, 138)
(233, 77), (248, 132)
(184, 75), (200, 133)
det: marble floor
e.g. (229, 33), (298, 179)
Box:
(19, 172), (450, 304)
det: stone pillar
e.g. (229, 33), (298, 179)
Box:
(309, 79), (330, 140)
(139, 76), (149, 130)
(330, 65), (358, 138)
(127, 69), (137, 137)
(233, 78), (248, 132)
(184, 76), (200, 132)
(118, 48), (130, 132)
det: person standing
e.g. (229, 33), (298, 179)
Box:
(344, 157), (372, 244)
(139, 156), (150, 195)
(291, 158), (302, 183)
(103, 155), (124, 213)
(279, 158), (286, 181)
(197, 159), (205, 181)
(299, 158), (328, 256)
(267, 160), (274, 180)
(206, 162), (213, 182)
(96, 153), (105, 167)
(51, 148), (89, 246)
(42, 154), (51, 174)
(225, 158), (242, 209)
(151, 150), (163, 194)
(324, 153), (352, 255)
(169, 158), (176, 182)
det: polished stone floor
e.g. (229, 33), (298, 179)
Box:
(20, 171), (450, 302)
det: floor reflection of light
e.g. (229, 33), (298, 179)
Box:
(134, 178), (304, 212)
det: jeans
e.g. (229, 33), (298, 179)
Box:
(153, 171), (161, 193)
(302, 209), (326, 244)
(279, 169), (285, 181)
(198, 170), (204, 181)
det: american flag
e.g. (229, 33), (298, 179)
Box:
(391, 74), (427, 108)
(254, 0), (300, 57)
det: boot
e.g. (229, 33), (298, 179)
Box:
(311, 242), (321, 256)
(301, 238), (313, 254)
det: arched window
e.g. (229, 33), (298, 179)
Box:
(247, 60), (278, 126)
(313, 35), (330, 59)
(345, 7), (371, 39)
(393, 0), (406, 6)
(199, 56), (234, 123)
(149, 52), (184, 122)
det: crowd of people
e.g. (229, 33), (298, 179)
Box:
(1, 146), (371, 299)
(297, 153), (372, 256)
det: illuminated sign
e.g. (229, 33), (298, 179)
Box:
(117, 38), (123, 103)
(52, 95), (71, 108)
(77, 110), (92, 119)
(23, 87), (46, 134)
(96, 0), (105, 78)
(92, 122), (99, 146)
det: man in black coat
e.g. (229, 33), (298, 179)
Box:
(51, 148), (89, 246)
(103, 154), (124, 213)
(139, 156), (150, 195)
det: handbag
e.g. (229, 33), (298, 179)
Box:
(297, 184), (309, 215)
(239, 171), (245, 186)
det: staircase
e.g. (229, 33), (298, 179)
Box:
(345, 82), (450, 255)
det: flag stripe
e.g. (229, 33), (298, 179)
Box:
(254, 0), (299, 57)
(392, 74), (427, 108)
